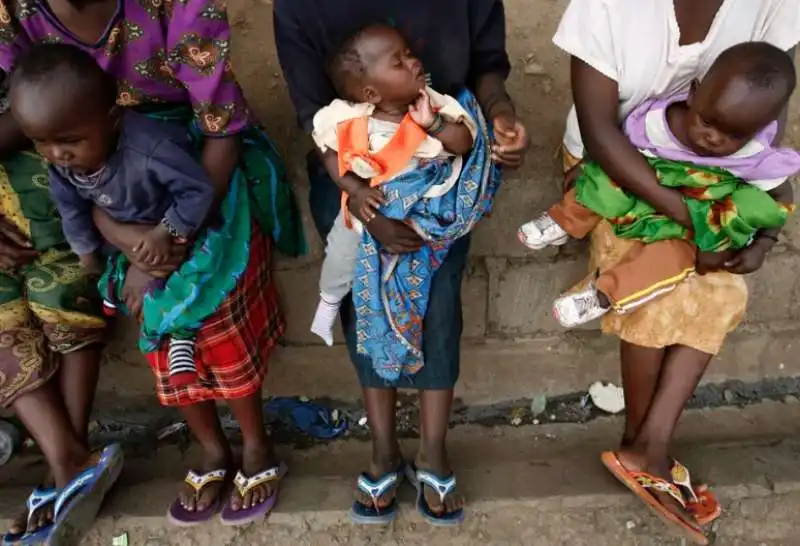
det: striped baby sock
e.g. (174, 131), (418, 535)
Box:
(168, 337), (198, 387)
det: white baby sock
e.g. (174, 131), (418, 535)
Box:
(310, 294), (341, 347)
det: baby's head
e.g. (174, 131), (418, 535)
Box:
(328, 23), (426, 110)
(10, 43), (119, 174)
(686, 42), (796, 157)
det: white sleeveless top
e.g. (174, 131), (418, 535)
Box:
(553, 0), (800, 157)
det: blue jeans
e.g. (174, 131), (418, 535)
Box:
(307, 153), (466, 390)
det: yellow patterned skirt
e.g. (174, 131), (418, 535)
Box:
(562, 150), (747, 355)
(0, 152), (106, 407)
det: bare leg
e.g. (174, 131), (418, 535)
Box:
(226, 393), (279, 511)
(59, 346), (102, 446)
(619, 341), (664, 447)
(617, 344), (712, 528)
(416, 388), (463, 515)
(177, 402), (232, 512)
(12, 381), (92, 533)
(355, 387), (402, 509)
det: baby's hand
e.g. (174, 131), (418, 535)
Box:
(409, 89), (436, 129)
(78, 252), (104, 278)
(350, 185), (384, 223)
(133, 224), (174, 267)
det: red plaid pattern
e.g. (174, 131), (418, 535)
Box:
(147, 227), (285, 407)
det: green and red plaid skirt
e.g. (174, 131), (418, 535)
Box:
(147, 226), (284, 407)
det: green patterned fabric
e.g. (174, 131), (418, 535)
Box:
(98, 105), (304, 353)
(575, 157), (793, 252)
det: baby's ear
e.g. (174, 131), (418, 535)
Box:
(362, 85), (381, 105)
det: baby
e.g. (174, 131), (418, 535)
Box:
(519, 42), (799, 327)
(309, 23), (478, 345)
(10, 43), (215, 385)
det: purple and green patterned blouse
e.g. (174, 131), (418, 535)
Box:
(0, 0), (250, 135)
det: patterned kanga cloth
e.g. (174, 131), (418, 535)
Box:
(0, 151), (106, 407)
(352, 89), (501, 381)
(575, 157), (794, 252)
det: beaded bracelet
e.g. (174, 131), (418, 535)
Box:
(427, 115), (445, 136)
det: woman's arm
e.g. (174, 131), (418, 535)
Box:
(773, 46), (796, 146)
(200, 135), (241, 202)
(571, 58), (692, 229)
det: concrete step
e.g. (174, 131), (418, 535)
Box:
(1, 402), (799, 545)
(100, 317), (800, 407)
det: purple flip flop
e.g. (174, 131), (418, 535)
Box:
(219, 462), (287, 526)
(167, 469), (227, 527)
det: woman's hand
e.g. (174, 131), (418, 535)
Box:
(92, 207), (187, 274)
(724, 238), (772, 275)
(345, 184), (423, 254)
(491, 112), (529, 168)
(695, 250), (734, 276)
(365, 215), (424, 254)
(121, 266), (155, 322)
(0, 216), (38, 270)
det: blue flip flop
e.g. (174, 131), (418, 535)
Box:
(1, 487), (59, 545)
(349, 463), (406, 525)
(47, 444), (124, 546)
(410, 466), (464, 527)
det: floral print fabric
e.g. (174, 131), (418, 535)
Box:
(0, 0), (249, 135)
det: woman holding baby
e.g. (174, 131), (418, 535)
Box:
(546, 0), (799, 542)
(0, 0), (303, 543)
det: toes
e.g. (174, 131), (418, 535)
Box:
(229, 491), (243, 512)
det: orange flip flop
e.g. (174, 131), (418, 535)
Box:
(601, 451), (709, 545)
(670, 460), (721, 526)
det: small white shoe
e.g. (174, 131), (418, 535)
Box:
(518, 213), (569, 250)
(553, 283), (609, 328)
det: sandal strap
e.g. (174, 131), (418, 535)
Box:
(416, 470), (457, 505)
(25, 487), (59, 529)
(670, 459), (700, 504)
(184, 469), (227, 496)
(233, 465), (282, 499)
(633, 471), (687, 508)
(357, 472), (399, 505)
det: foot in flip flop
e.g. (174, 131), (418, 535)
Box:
(168, 449), (232, 527)
(350, 461), (407, 525)
(2, 487), (59, 545)
(219, 449), (287, 527)
(48, 444), (125, 546)
(601, 450), (708, 545)
(670, 459), (721, 526)
(409, 460), (465, 526)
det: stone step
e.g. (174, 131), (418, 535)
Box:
(1, 402), (799, 545)
(100, 317), (800, 407)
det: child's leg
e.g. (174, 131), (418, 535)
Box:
(518, 189), (601, 249)
(312, 213), (361, 346)
(354, 387), (402, 509)
(416, 389), (463, 515)
(596, 239), (696, 313)
(549, 188), (603, 239)
(226, 392), (281, 511)
(168, 335), (199, 387)
(176, 401), (233, 512)
(553, 239), (696, 328)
